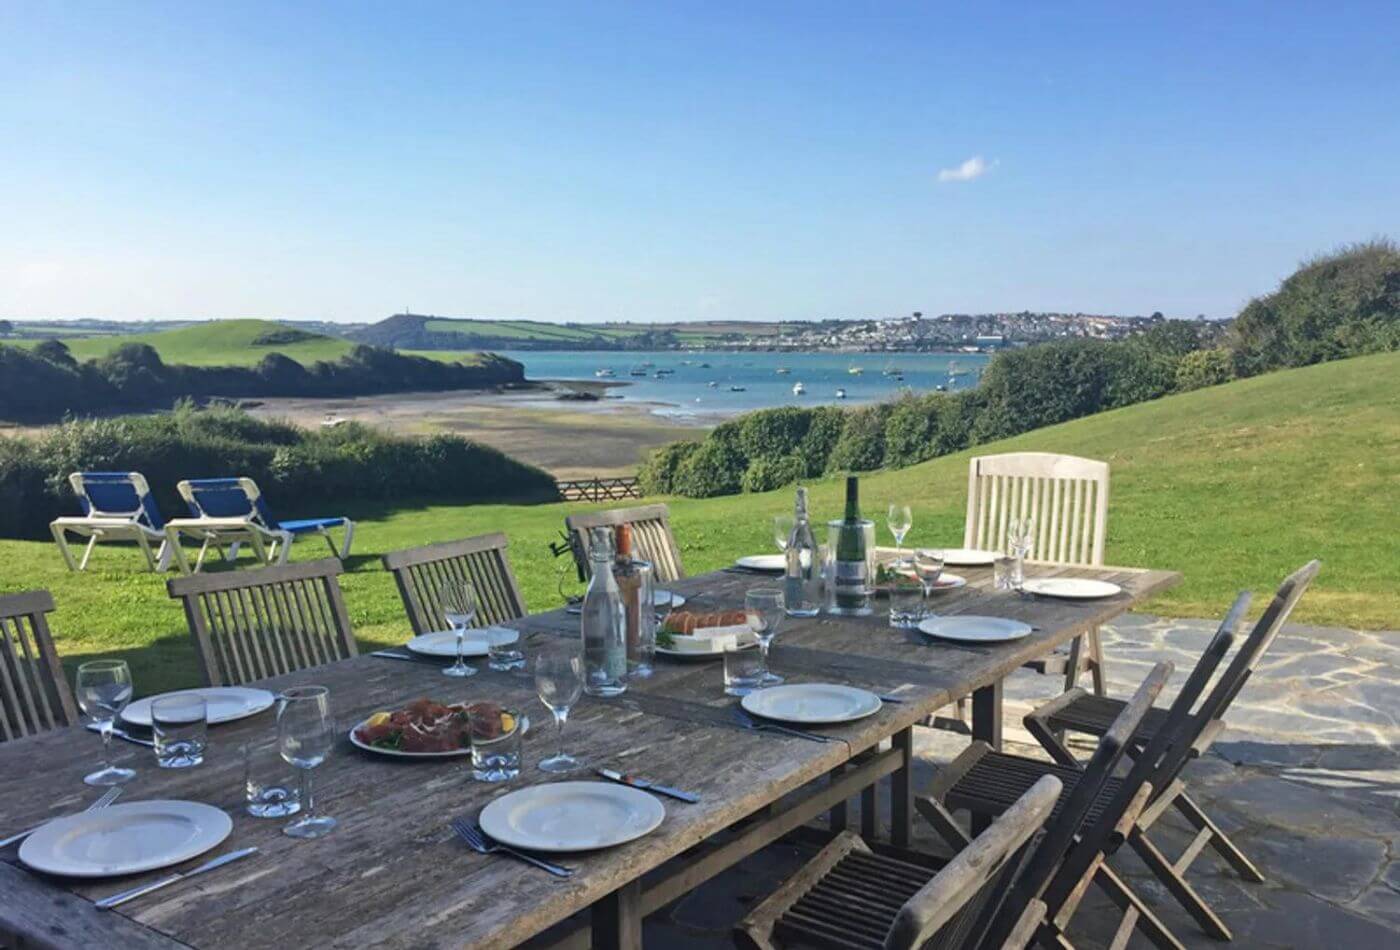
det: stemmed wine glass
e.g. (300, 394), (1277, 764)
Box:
(887, 504), (913, 557)
(773, 514), (795, 553)
(278, 685), (337, 839)
(535, 642), (584, 773)
(75, 659), (136, 786)
(745, 588), (786, 686)
(440, 579), (478, 678)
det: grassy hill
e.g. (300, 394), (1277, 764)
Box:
(14, 319), (357, 366)
(1, 351), (1395, 694)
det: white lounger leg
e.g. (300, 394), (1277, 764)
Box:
(155, 538), (173, 572)
(79, 535), (99, 571)
(340, 520), (354, 559)
(50, 524), (80, 572)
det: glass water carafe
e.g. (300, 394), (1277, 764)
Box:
(615, 554), (656, 678)
(784, 487), (821, 617)
(581, 527), (628, 696)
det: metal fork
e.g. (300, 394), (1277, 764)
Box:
(731, 709), (837, 743)
(450, 818), (574, 877)
(1, 787), (121, 849)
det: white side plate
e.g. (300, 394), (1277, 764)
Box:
(1021, 577), (1123, 600)
(933, 548), (1002, 566)
(479, 781), (665, 852)
(924, 572), (967, 592)
(917, 616), (1033, 643)
(734, 554), (786, 571)
(654, 590), (687, 608)
(19, 800), (232, 878)
(406, 627), (520, 658)
(741, 684), (882, 725)
(123, 686), (275, 726)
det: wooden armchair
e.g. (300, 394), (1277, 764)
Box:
(0, 590), (78, 741)
(563, 504), (685, 583)
(381, 533), (528, 635)
(166, 559), (357, 686)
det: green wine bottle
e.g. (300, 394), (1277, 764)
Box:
(833, 476), (871, 615)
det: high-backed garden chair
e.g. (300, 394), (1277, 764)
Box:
(564, 504), (684, 583)
(49, 471), (171, 572)
(1023, 561), (1319, 942)
(381, 533), (528, 636)
(163, 477), (354, 575)
(166, 558), (357, 687)
(735, 775), (1062, 950)
(0, 591), (78, 742)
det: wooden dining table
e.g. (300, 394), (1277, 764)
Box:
(0, 561), (1177, 949)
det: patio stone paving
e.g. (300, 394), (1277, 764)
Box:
(627, 613), (1400, 948)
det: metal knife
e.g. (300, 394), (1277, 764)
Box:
(96, 847), (258, 910)
(370, 650), (419, 661)
(595, 768), (699, 803)
(84, 722), (155, 748)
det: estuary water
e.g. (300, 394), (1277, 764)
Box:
(498, 349), (990, 419)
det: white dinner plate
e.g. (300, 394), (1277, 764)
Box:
(655, 590), (686, 608)
(405, 626), (520, 658)
(19, 800), (232, 878)
(923, 572), (967, 592)
(656, 632), (757, 660)
(933, 548), (1003, 566)
(348, 714), (530, 759)
(917, 616), (1033, 644)
(478, 781), (665, 852)
(122, 686), (275, 727)
(1021, 577), (1123, 600)
(734, 554), (786, 572)
(741, 683), (882, 725)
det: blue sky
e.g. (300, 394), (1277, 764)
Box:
(2, 1), (1397, 323)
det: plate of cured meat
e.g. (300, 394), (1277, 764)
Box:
(349, 698), (527, 759)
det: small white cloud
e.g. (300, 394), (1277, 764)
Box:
(937, 156), (993, 183)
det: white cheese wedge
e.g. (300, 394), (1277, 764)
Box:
(665, 624), (757, 654)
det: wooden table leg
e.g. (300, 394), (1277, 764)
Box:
(971, 680), (1003, 751)
(891, 728), (913, 848)
(828, 764), (850, 833)
(592, 879), (642, 950)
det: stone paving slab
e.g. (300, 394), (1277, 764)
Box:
(629, 613), (1400, 949)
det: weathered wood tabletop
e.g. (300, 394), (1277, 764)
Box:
(0, 562), (1177, 949)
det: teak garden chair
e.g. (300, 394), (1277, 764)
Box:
(735, 775), (1063, 950)
(381, 532), (528, 635)
(564, 503), (685, 583)
(49, 471), (172, 572)
(1023, 561), (1319, 942)
(0, 590), (78, 742)
(166, 558), (357, 687)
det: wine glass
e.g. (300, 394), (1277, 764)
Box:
(278, 685), (337, 839)
(745, 587), (786, 686)
(535, 642), (584, 773)
(887, 504), (913, 556)
(440, 579), (478, 678)
(1007, 518), (1036, 560)
(75, 659), (136, 786)
(773, 514), (795, 553)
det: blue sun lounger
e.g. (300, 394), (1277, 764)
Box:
(163, 477), (354, 574)
(49, 471), (172, 572)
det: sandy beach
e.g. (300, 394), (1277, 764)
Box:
(243, 381), (709, 478)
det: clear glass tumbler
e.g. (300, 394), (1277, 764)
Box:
(723, 643), (765, 697)
(243, 738), (301, 818)
(469, 704), (522, 782)
(152, 694), (207, 768)
(487, 627), (526, 672)
(887, 560), (924, 629)
(994, 556), (1022, 591)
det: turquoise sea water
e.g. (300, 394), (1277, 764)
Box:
(499, 349), (990, 419)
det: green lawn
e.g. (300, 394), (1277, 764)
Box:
(12, 319), (356, 366)
(3, 351), (1396, 696)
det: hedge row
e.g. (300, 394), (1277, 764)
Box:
(0, 404), (559, 540)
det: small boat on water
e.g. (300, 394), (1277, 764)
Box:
(708, 380), (718, 389)
(655, 367), (675, 376)
(835, 388), (847, 399)
(848, 364), (864, 375)
(792, 381), (805, 395)
(882, 363), (904, 377)
(629, 367), (648, 376)
(935, 384), (947, 392)
(729, 385), (747, 392)
(699, 362), (712, 368)
(776, 367), (791, 375)
(595, 368), (616, 378)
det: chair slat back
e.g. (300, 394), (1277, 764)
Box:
(963, 453), (1109, 566)
(888, 775), (1062, 950)
(564, 504), (685, 583)
(167, 559), (357, 687)
(381, 533), (528, 635)
(178, 477), (278, 527)
(71, 471), (164, 530)
(0, 590), (78, 742)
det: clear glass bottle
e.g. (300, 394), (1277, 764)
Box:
(784, 487), (821, 617)
(581, 526), (627, 696)
(612, 525), (655, 679)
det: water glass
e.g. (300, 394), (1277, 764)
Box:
(244, 738), (301, 818)
(536, 642), (584, 774)
(440, 579), (478, 678)
(152, 694), (207, 768)
(887, 504), (913, 555)
(469, 704), (523, 782)
(1006, 518), (1036, 560)
(913, 549), (946, 595)
(723, 643), (765, 697)
(745, 587), (786, 686)
(488, 628), (526, 672)
(886, 561), (924, 629)
(994, 556), (1022, 592)
(773, 513), (794, 552)
(278, 685), (337, 839)
(75, 659), (136, 787)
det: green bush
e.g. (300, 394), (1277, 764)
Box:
(1175, 347), (1235, 391)
(826, 404), (890, 473)
(0, 406), (558, 540)
(737, 407), (812, 461)
(637, 440), (700, 495)
(672, 439), (744, 498)
(741, 454), (806, 493)
(798, 406), (846, 476)
(883, 394), (941, 468)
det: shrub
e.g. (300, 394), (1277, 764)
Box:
(883, 394), (941, 468)
(671, 439), (744, 498)
(251, 328), (319, 346)
(798, 406), (846, 476)
(1175, 347), (1235, 391)
(737, 407), (812, 461)
(637, 440), (700, 495)
(826, 404), (889, 473)
(741, 454), (806, 493)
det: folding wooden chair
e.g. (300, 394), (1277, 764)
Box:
(735, 775), (1062, 950)
(564, 504), (685, 583)
(0, 590), (78, 742)
(166, 559), (357, 687)
(381, 533), (528, 635)
(923, 660), (1201, 949)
